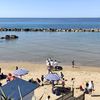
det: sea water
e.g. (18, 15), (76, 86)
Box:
(0, 18), (100, 67)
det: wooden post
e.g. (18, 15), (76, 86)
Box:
(72, 88), (74, 97)
(83, 93), (85, 100)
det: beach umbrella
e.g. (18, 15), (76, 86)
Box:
(45, 73), (60, 81)
(13, 68), (29, 76)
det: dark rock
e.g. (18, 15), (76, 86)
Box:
(0, 35), (19, 40)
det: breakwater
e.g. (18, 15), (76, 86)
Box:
(0, 28), (100, 32)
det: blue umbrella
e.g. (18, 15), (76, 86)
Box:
(13, 68), (29, 76)
(45, 73), (60, 81)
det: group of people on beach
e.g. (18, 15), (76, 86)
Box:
(0, 58), (96, 100)
(46, 58), (59, 73)
(80, 81), (94, 94)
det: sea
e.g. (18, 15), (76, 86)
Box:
(0, 18), (100, 67)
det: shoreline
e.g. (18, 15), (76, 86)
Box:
(0, 60), (100, 73)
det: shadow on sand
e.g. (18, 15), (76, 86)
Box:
(91, 95), (100, 97)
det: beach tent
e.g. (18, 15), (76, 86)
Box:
(0, 78), (39, 100)
(45, 73), (60, 81)
(13, 68), (29, 76)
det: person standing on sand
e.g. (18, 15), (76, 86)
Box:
(88, 81), (94, 93)
(72, 59), (75, 68)
(62, 78), (65, 87)
(16, 66), (18, 70)
(0, 68), (1, 73)
(91, 81), (94, 91)
(54, 60), (58, 67)
(46, 58), (52, 73)
(41, 75), (44, 86)
(60, 72), (64, 79)
(46, 95), (50, 100)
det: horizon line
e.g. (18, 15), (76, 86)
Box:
(0, 17), (100, 19)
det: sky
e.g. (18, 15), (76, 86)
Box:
(0, 0), (100, 18)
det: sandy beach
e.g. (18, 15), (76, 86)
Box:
(0, 61), (100, 100)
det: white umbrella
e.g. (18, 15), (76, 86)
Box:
(45, 73), (60, 81)
(13, 68), (29, 76)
